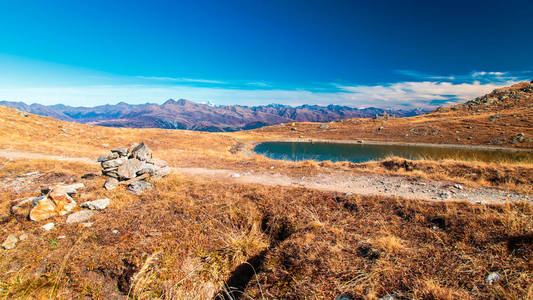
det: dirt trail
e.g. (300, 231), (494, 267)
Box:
(0, 149), (530, 204)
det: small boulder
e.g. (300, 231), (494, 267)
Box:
(131, 142), (152, 161)
(41, 223), (55, 231)
(117, 158), (145, 179)
(111, 147), (129, 157)
(150, 159), (168, 167)
(81, 198), (110, 210)
(97, 152), (119, 162)
(128, 181), (153, 195)
(153, 166), (171, 177)
(104, 178), (119, 190)
(101, 157), (127, 169)
(66, 210), (94, 224)
(30, 197), (57, 221)
(485, 272), (502, 285)
(2, 234), (18, 250)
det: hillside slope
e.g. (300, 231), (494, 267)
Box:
(250, 82), (533, 149)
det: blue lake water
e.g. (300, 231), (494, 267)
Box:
(254, 142), (533, 164)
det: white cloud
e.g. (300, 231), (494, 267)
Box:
(0, 79), (517, 109)
(334, 80), (516, 108)
(135, 76), (226, 84)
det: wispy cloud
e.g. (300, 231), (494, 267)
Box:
(246, 81), (271, 87)
(136, 76), (226, 84)
(396, 69), (531, 84)
(333, 80), (516, 109)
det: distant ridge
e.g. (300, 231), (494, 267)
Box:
(0, 99), (428, 132)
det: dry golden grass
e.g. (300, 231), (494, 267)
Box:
(0, 83), (532, 299)
(0, 159), (531, 299)
(245, 82), (533, 150)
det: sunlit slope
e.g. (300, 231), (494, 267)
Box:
(0, 105), (237, 166)
(249, 82), (533, 149)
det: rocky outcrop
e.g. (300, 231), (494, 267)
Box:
(8, 183), (84, 221)
(98, 142), (170, 194)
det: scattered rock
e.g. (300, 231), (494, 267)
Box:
(118, 158), (145, 179)
(98, 142), (169, 191)
(101, 157), (128, 169)
(319, 124), (329, 129)
(379, 295), (396, 300)
(104, 177), (119, 190)
(485, 272), (502, 285)
(19, 233), (29, 241)
(41, 223), (55, 231)
(2, 234), (18, 250)
(454, 184), (463, 190)
(66, 210), (94, 224)
(97, 152), (119, 162)
(81, 198), (110, 210)
(82, 222), (93, 228)
(58, 235), (66, 239)
(231, 173), (241, 178)
(102, 144), (109, 148)
(128, 181), (153, 195)
(111, 147), (129, 157)
(334, 295), (352, 300)
(30, 197), (59, 221)
(112, 229), (119, 234)
(131, 142), (152, 161)
(81, 173), (97, 180)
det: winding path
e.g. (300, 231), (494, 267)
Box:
(0, 149), (530, 204)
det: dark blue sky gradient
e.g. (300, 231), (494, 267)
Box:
(0, 0), (531, 106)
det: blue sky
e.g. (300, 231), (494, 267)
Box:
(0, 0), (532, 108)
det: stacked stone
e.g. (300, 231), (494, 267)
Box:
(97, 142), (170, 194)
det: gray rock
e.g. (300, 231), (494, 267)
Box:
(103, 170), (119, 178)
(97, 152), (119, 162)
(117, 158), (145, 179)
(379, 296), (396, 300)
(131, 142), (152, 161)
(41, 222), (55, 231)
(81, 198), (110, 210)
(153, 166), (171, 177)
(136, 164), (158, 176)
(101, 143), (109, 148)
(319, 124), (329, 129)
(101, 157), (127, 169)
(104, 177), (119, 190)
(150, 159), (168, 167)
(19, 233), (29, 241)
(485, 272), (502, 285)
(128, 180), (153, 195)
(2, 234), (18, 250)
(230, 173), (241, 178)
(66, 210), (94, 224)
(59, 183), (85, 194)
(111, 147), (129, 157)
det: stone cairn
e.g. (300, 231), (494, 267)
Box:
(97, 142), (170, 194)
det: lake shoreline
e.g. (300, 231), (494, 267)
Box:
(253, 138), (533, 153)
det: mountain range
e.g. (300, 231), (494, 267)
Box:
(0, 99), (428, 132)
